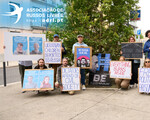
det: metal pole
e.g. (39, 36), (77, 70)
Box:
(3, 62), (6, 87)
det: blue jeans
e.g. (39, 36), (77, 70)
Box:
(80, 69), (85, 85)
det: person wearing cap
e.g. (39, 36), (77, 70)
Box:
(144, 30), (150, 59)
(72, 34), (88, 90)
(49, 34), (67, 83)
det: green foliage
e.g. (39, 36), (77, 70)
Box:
(46, 0), (139, 63)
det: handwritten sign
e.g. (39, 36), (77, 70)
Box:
(22, 69), (54, 91)
(44, 42), (62, 64)
(61, 67), (80, 91)
(110, 61), (131, 79)
(74, 47), (92, 69)
(121, 42), (143, 59)
(139, 68), (150, 93)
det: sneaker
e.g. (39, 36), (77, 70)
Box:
(68, 91), (74, 95)
(22, 91), (26, 93)
(82, 85), (86, 90)
(129, 85), (134, 88)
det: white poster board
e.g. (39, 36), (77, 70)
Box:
(139, 68), (150, 93)
(61, 67), (81, 91)
(110, 61), (131, 79)
(4, 32), (46, 61)
(44, 42), (62, 64)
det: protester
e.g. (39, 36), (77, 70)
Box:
(143, 58), (150, 68)
(121, 36), (140, 88)
(49, 34), (67, 83)
(114, 56), (131, 89)
(144, 30), (150, 58)
(72, 34), (88, 90)
(34, 58), (47, 69)
(19, 61), (32, 89)
(30, 43), (42, 54)
(55, 58), (75, 95)
(34, 59), (49, 93)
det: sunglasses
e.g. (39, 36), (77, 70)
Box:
(145, 61), (150, 63)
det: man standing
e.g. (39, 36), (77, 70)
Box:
(72, 34), (88, 90)
(19, 61), (32, 90)
(55, 58), (74, 95)
(144, 30), (150, 58)
(49, 34), (67, 83)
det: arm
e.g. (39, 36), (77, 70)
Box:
(62, 44), (67, 55)
(143, 42), (150, 53)
(72, 44), (75, 54)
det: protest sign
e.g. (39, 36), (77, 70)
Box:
(89, 54), (111, 86)
(121, 42), (143, 59)
(4, 32), (46, 61)
(74, 46), (92, 69)
(110, 61), (131, 79)
(44, 42), (62, 64)
(22, 69), (54, 91)
(139, 68), (150, 93)
(61, 67), (80, 91)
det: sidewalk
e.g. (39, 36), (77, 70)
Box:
(0, 83), (150, 120)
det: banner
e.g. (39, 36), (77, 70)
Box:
(74, 46), (92, 69)
(44, 42), (62, 64)
(61, 67), (80, 91)
(4, 32), (46, 61)
(23, 69), (54, 91)
(110, 61), (131, 79)
(89, 54), (111, 86)
(121, 42), (143, 59)
(139, 68), (150, 93)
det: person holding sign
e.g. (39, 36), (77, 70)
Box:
(72, 35), (88, 90)
(34, 58), (48, 69)
(49, 34), (67, 83)
(143, 58), (150, 68)
(144, 30), (150, 59)
(114, 56), (131, 89)
(55, 58), (75, 95)
(121, 37), (140, 88)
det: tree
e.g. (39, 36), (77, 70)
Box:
(46, 0), (139, 63)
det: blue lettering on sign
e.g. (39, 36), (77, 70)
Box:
(97, 53), (111, 72)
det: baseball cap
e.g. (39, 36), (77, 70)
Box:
(77, 34), (83, 38)
(53, 34), (59, 38)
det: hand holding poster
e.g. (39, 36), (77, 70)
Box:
(74, 46), (92, 69)
(61, 67), (80, 91)
(139, 68), (150, 93)
(44, 42), (62, 64)
(110, 61), (131, 79)
(23, 69), (54, 91)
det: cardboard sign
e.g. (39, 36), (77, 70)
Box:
(110, 61), (131, 79)
(139, 68), (150, 93)
(44, 42), (62, 64)
(74, 46), (92, 69)
(4, 32), (46, 61)
(121, 42), (143, 59)
(61, 67), (80, 91)
(89, 54), (111, 86)
(22, 69), (54, 91)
